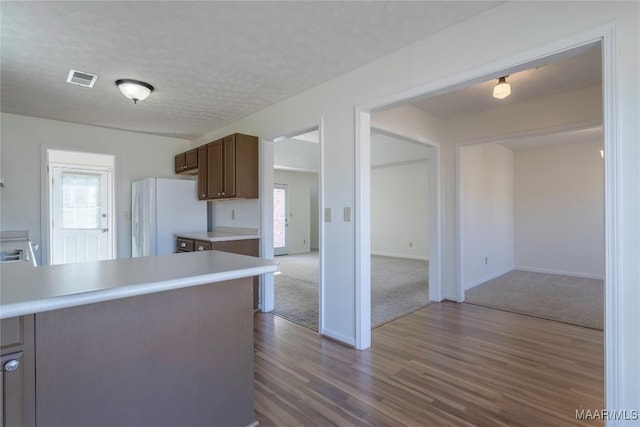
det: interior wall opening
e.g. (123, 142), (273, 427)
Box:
(368, 129), (435, 327)
(268, 127), (323, 331)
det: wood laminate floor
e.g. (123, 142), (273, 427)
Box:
(254, 302), (603, 427)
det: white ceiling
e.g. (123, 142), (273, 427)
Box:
(411, 42), (601, 119)
(1, 1), (501, 140)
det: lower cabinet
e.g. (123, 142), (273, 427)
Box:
(34, 279), (255, 426)
(0, 316), (35, 427)
(176, 237), (260, 310)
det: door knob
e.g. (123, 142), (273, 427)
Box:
(4, 359), (19, 372)
(102, 229), (108, 233)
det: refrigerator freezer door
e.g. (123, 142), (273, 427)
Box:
(155, 178), (206, 255)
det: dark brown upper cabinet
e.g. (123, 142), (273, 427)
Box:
(174, 148), (198, 175)
(175, 133), (258, 200)
(206, 134), (258, 200)
(197, 145), (208, 200)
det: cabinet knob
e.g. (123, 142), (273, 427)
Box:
(4, 359), (20, 372)
(180, 242), (186, 248)
(201, 194), (206, 197)
(197, 246), (204, 251)
(221, 192), (226, 196)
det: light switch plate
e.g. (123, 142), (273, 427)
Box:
(343, 207), (351, 222)
(324, 208), (332, 222)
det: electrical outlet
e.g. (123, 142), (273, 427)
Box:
(484, 257), (488, 265)
(409, 242), (413, 247)
(231, 209), (235, 220)
(324, 208), (332, 222)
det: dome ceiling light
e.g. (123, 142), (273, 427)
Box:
(115, 79), (154, 104)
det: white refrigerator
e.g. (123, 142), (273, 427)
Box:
(132, 178), (207, 257)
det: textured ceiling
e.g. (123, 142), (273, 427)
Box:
(1, 1), (501, 140)
(412, 43), (602, 119)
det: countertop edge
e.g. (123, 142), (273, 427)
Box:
(0, 264), (277, 320)
(176, 233), (260, 242)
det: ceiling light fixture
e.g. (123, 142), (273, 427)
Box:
(493, 76), (511, 99)
(115, 79), (154, 104)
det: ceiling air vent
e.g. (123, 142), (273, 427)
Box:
(66, 69), (98, 88)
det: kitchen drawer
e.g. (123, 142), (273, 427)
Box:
(194, 240), (212, 252)
(176, 238), (194, 252)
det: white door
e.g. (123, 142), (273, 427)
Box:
(273, 184), (289, 256)
(51, 166), (113, 264)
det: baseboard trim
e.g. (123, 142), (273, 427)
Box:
(322, 328), (356, 347)
(463, 266), (513, 291)
(371, 251), (428, 261)
(514, 265), (604, 280)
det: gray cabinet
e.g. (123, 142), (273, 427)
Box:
(0, 316), (35, 427)
(34, 279), (255, 426)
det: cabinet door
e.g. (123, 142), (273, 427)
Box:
(0, 317), (35, 427)
(174, 153), (186, 174)
(207, 140), (224, 199)
(233, 134), (259, 199)
(185, 149), (198, 170)
(1, 352), (26, 427)
(222, 135), (236, 198)
(197, 146), (207, 200)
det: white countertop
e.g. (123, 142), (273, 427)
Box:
(0, 250), (277, 319)
(177, 227), (260, 242)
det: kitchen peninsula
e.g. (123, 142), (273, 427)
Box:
(0, 250), (277, 427)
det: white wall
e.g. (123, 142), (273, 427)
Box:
(460, 143), (514, 290)
(371, 161), (429, 260)
(211, 199), (261, 229)
(514, 140), (604, 278)
(274, 137), (319, 172)
(0, 113), (190, 263)
(370, 132), (430, 167)
(273, 169), (318, 254)
(187, 2), (639, 406)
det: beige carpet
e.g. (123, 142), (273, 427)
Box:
(465, 270), (604, 330)
(273, 252), (430, 330)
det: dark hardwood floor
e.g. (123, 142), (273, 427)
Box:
(254, 302), (603, 426)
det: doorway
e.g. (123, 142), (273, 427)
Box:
(369, 129), (435, 327)
(47, 149), (115, 265)
(355, 28), (613, 403)
(267, 127), (322, 330)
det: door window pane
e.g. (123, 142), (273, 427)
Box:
(274, 188), (286, 249)
(61, 173), (101, 229)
